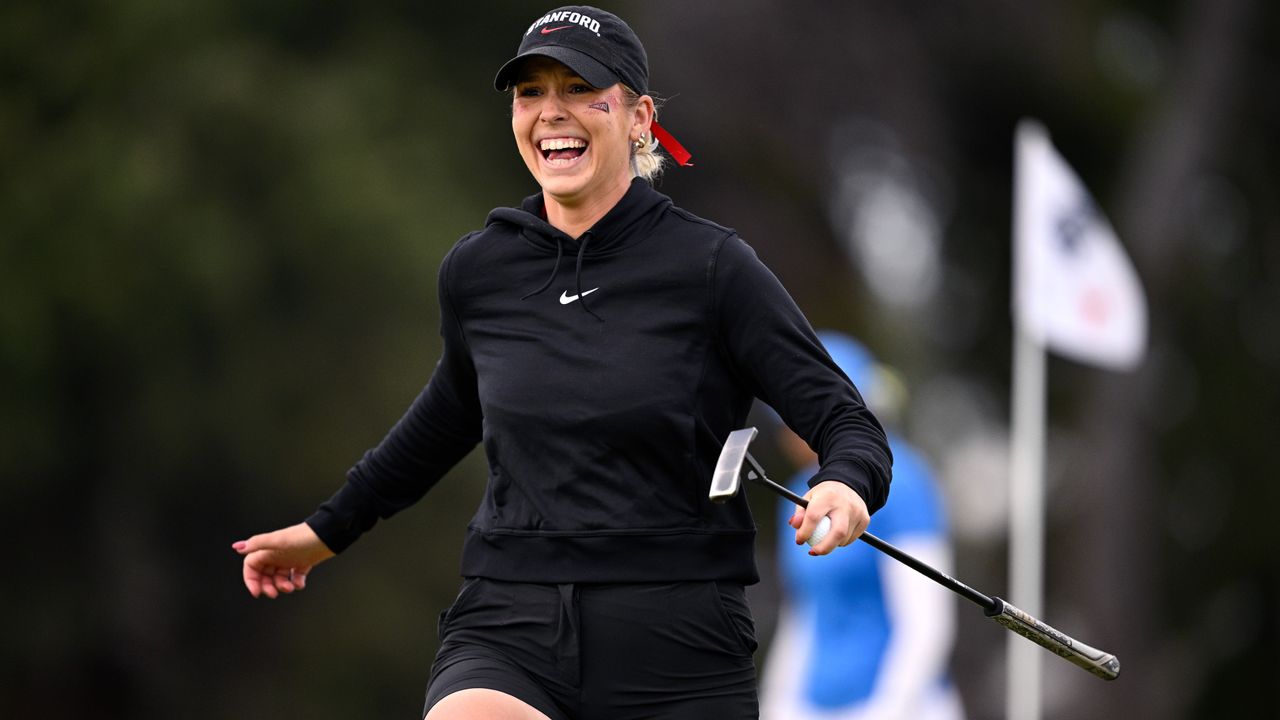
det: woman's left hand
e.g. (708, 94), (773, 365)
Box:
(788, 480), (870, 555)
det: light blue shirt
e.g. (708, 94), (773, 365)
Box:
(778, 434), (947, 708)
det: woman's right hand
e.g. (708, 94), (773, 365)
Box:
(232, 522), (335, 599)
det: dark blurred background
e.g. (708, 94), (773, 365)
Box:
(3, 1), (1276, 718)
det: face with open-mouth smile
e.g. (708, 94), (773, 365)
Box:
(511, 57), (653, 214)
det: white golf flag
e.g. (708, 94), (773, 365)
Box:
(1013, 119), (1147, 370)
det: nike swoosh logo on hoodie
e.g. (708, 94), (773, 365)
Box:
(559, 288), (600, 304)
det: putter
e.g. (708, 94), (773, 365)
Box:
(711, 427), (1121, 681)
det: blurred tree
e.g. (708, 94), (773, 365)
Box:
(2, 1), (1276, 718)
(2, 1), (534, 717)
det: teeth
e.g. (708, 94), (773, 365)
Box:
(539, 138), (587, 151)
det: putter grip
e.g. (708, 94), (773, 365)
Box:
(986, 597), (1120, 680)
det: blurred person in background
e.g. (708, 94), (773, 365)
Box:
(761, 330), (965, 720)
(232, 6), (891, 720)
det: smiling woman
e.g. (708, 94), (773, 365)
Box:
(233, 5), (893, 720)
(507, 56), (653, 235)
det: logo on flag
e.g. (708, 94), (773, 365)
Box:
(1013, 120), (1148, 370)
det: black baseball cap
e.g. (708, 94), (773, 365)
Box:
(493, 5), (694, 166)
(494, 6), (649, 94)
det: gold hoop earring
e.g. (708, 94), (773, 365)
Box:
(634, 136), (646, 150)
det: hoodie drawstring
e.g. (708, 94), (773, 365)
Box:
(521, 237), (564, 300)
(521, 233), (601, 321)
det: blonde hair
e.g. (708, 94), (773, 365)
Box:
(622, 86), (667, 183)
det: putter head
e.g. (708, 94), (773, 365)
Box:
(710, 427), (759, 503)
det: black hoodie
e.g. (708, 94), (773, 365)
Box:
(306, 178), (891, 584)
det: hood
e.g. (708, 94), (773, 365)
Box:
(482, 178), (673, 318)
(484, 177), (672, 256)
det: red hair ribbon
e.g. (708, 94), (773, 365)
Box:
(651, 120), (693, 167)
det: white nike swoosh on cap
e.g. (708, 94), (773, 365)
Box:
(559, 288), (600, 304)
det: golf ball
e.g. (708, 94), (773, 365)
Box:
(807, 516), (832, 547)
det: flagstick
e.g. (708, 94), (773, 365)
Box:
(1005, 117), (1145, 716)
(1008, 324), (1048, 720)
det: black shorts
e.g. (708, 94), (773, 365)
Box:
(424, 578), (759, 720)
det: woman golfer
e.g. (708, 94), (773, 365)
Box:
(234, 6), (892, 719)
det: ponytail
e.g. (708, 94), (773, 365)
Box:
(622, 86), (667, 183)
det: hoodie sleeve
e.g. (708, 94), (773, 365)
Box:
(305, 241), (484, 553)
(711, 234), (892, 514)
